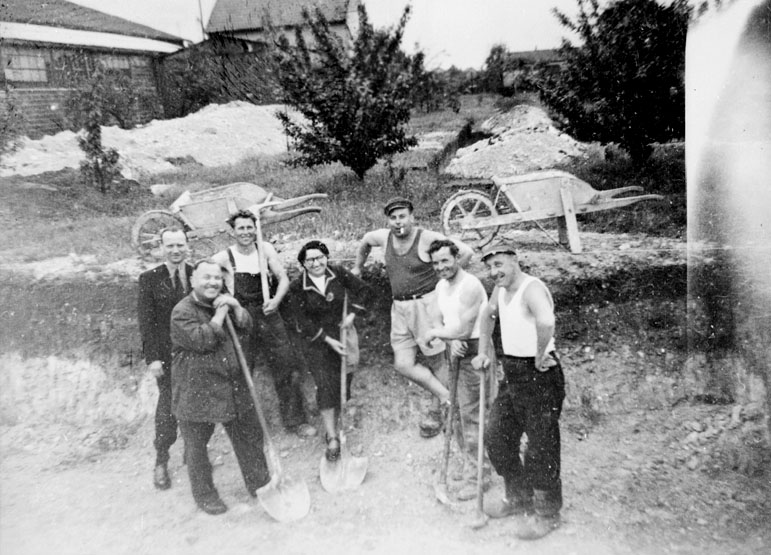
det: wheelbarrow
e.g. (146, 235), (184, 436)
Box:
(440, 170), (664, 253)
(131, 182), (327, 259)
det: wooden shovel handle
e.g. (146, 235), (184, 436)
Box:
(339, 292), (348, 438)
(225, 314), (281, 475)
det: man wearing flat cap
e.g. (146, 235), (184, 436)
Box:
(472, 242), (565, 540)
(353, 196), (473, 438)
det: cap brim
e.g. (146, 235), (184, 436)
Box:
(481, 247), (517, 260)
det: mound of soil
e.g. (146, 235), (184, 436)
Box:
(444, 105), (592, 178)
(0, 102), (293, 179)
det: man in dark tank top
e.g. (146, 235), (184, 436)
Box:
(353, 197), (473, 437)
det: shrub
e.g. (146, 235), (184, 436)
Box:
(268, 4), (423, 179)
(70, 68), (122, 192)
(1, 93), (25, 159)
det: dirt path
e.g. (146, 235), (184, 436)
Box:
(2, 359), (769, 555)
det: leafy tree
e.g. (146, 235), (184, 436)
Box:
(269, 5), (423, 179)
(538, 0), (691, 162)
(482, 44), (508, 94)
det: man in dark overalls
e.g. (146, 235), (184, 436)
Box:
(212, 210), (316, 438)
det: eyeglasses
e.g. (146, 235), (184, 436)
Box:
(304, 254), (327, 265)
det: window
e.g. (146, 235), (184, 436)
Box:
(51, 51), (91, 84)
(99, 54), (132, 77)
(3, 48), (48, 83)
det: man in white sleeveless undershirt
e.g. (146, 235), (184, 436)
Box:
(422, 238), (489, 501)
(472, 241), (566, 541)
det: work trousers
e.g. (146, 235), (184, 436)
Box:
(485, 354), (565, 517)
(154, 364), (178, 466)
(243, 305), (307, 429)
(453, 340), (483, 466)
(179, 413), (270, 505)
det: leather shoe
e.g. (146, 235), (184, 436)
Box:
(153, 464), (171, 490)
(513, 513), (560, 540)
(198, 497), (228, 515)
(484, 494), (532, 519)
(325, 434), (341, 462)
(419, 406), (444, 439)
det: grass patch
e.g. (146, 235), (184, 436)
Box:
(406, 93), (500, 135)
(557, 143), (686, 237)
(0, 95), (686, 264)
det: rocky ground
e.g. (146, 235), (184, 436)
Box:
(1, 225), (769, 554)
(1, 99), (769, 554)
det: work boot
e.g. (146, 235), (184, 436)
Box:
(419, 400), (449, 439)
(456, 476), (491, 501)
(513, 513), (560, 540)
(484, 479), (532, 518)
(153, 463), (171, 490)
(198, 496), (228, 516)
(483, 493), (532, 518)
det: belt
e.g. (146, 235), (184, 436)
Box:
(392, 291), (429, 301)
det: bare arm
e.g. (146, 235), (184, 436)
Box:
(425, 280), (485, 342)
(472, 288), (499, 370)
(352, 229), (388, 275)
(523, 281), (556, 371)
(263, 242), (289, 311)
(420, 229), (474, 268)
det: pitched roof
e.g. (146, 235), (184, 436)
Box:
(207, 0), (352, 33)
(1, 0), (184, 44)
(507, 49), (562, 64)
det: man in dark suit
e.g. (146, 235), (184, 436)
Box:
(137, 227), (193, 490)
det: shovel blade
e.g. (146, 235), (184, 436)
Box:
(256, 475), (311, 522)
(320, 454), (369, 493)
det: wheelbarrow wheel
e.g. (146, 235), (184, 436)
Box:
(131, 210), (185, 260)
(441, 189), (499, 248)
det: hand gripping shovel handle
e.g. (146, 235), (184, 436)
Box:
(225, 314), (281, 476)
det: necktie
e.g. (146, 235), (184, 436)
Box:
(173, 268), (183, 296)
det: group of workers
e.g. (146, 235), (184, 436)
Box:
(137, 196), (565, 540)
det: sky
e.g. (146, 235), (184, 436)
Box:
(68, 0), (581, 69)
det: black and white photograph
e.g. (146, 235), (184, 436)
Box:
(1, 0), (769, 553)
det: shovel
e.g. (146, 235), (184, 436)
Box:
(468, 366), (489, 530)
(225, 315), (311, 522)
(434, 352), (460, 506)
(320, 292), (369, 492)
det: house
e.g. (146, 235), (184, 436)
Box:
(205, 0), (361, 48)
(158, 0), (361, 113)
(502, 49), (565, 90)
(1, 0), (184, 138)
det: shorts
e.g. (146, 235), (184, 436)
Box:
(390, 291), (445, 356)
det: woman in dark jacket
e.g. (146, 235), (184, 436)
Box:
(288, 240), (371, 462)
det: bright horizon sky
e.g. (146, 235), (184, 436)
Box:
(69, 0), (581, 69)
